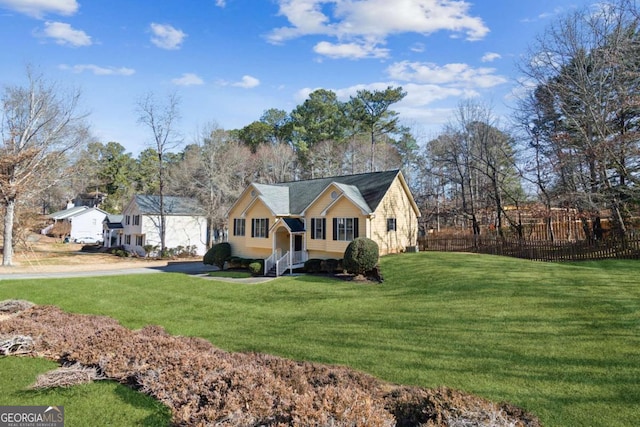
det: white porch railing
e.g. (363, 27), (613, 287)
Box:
(275, 251), (290, 276)
(264, 250), (280, 276)
(292, 250), (307, 266)
(266, 250), (309, 276)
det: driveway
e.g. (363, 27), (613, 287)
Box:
(0, 260), (219, 281)
(0, 260), (277, 284)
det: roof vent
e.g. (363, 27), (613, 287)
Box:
(251, 190), (257, 197)
(330, 191), (338, 200)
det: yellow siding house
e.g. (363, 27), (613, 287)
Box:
(227, 169), (420, 276)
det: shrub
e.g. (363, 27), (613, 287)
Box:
(304, 258), (323, 274)
(142, 244), (157, 258)
(110, 247), (130, 258)
(203, 242), (231, 269)
(248, 262), (262, 276)
(321, 258), (340, 274)
(343, 237), (379, 275)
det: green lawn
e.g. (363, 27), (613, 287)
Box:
(1, 252), (638, 426)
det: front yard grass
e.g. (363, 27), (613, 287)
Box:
(0, 252), (638, 426)
(207, 269), (252, 279)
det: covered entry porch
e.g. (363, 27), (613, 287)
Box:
(264, 218), (308, 276)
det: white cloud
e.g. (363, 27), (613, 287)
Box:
(219, 75), (261, 88)
(313, 40), (389, 59)
(481, 52), (501, 62)
(172, 73), (205, 86)
(59, 64), (135, 75)
(41, 21), (91, 46)
(387, 60), (507, 88)
(267, 0), (489, 59)
(215, 0), (226, 6)
(0, 0), (78, 18)
(410, 42), (426, 53)
(150, 23), (186, 50)
(232, 75), (260, 88)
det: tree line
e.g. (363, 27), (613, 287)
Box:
(1, 0), (639, 265)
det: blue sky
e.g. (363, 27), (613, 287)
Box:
(0, 0), (596, 154)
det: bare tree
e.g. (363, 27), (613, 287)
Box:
(0, 67), (90, 265)
(168, 123), (253, 247)
(136, 92), (182, 254)
(255, 143), (296, 184)
(517, 0), (640, 236)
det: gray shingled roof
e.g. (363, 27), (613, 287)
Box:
(254, 169), (400, 215)
(49, 206), (89, 220)
(135, 195), (203, 215)
(252, 183), (290, 215)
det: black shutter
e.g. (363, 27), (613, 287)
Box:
(233, 219), (237, 236)
(265, 219), (269, 238)
(311, 218), (316, 239)
(251, 219), (255, 237)
(322, 218), (326, 240)
(333, 218), (338, 240)
(354, 218), (359, 238)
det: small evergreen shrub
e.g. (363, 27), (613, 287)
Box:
(343, 237), (379, 275)
(203, 242), (231, 269)
(304, 258), (323, 274)
(110, 247), (130, 258)
(248, 262), (262, 276)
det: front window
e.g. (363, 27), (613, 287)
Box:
(334, 217), (357, 241)
(125, 234), (131, 245)
(136, 235), (144, 246)
(252, 218), (269, 238)
(311, 218), (325, 240)
(133, 215), (141, 226)
(387, 218), (397, 232)
(233, 218), (245, 236)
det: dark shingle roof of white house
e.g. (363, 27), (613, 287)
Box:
(104, 214), (124, 229)
(134, 195), (203, 215)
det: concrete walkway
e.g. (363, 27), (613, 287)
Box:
(0, 261), (275, 283)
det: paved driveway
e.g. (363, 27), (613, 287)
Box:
(0, 261), (276, 284)
(0, 261), (219, 281)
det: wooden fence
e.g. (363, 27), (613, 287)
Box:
(418, 234), (640, 262)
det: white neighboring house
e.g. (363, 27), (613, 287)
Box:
(121, 195), (207, 256)
(46, 205), (108, 242)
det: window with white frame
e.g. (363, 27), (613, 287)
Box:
(233, 218), (246, 236)
(333, 217), (358, 241)
(133, 215), (140, 226)
(135, 235), (144, 246)
(125, 215), (131, 225)
(311, 218), (326, 240)
(251, 218), (269, 238)
(125, 234), (131, 245)
(387, 218), (397, 232)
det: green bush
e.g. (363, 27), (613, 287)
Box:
(248, 262), (262, 276)
(321, 258), (340, 274)
(227, 256), (243, 269)
(203, 242), (232, 269)
(304, 258), (323, 274)
(343, 237), (379, 275)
